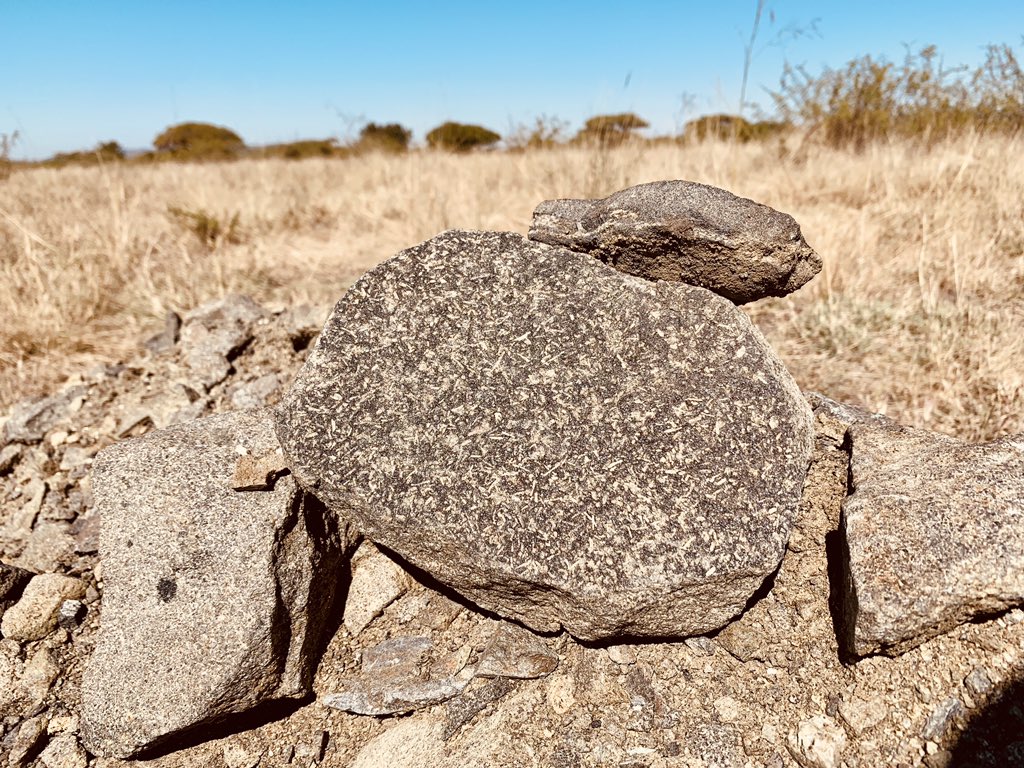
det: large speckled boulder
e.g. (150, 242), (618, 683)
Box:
(82, 409), (353, 758)
(529, 181), (821, 304)
(276, 230), (814, 641)
(842, 417), (1024, 657)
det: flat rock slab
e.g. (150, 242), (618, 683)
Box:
(842, 418), (1024, 656)
(82, 409), (352, 758)
(528, 181), (821, 304)
(277, 230), (813, 641)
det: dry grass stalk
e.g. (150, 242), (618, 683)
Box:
(1, 135), (1021, 441)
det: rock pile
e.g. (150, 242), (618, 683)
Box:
(1, 180), (1022, 767)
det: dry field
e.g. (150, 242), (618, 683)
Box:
(1, 135), (1022, 442)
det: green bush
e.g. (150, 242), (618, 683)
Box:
(153, 122), (245, 160)
(574, 113), (649, 146)
(426, 122), (500, 152)
(355, 123), (412, 153)
(772, 43), (1024, 150)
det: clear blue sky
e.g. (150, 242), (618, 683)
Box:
(3, 1), (1022, 159)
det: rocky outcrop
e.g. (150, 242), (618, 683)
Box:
(3, 179), (1023, 767)
(276, 229), (814, 641)
(528, 180), (821, 303)
(81, 409), (354, 758)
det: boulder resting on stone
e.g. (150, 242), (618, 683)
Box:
(276, 229), (814, 641)
(528, 180), (821, 304)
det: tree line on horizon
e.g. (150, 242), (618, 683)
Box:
(2, 41), (1022, 173)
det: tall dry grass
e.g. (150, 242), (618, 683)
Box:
(1, 136), (1022, 441)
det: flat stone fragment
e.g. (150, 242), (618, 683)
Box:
(475, 624), (559, 679)
(82, 409), (353, 758)
(343, 542), (412, 636)
(842, 417), (1024, 656)
(277, 229), (814, 640)
(323, 636), (473, 716)
(528, 181), (821, 304)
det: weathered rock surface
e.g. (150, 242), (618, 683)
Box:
(1, 573), (86, 641)
(528, 180), (821, 304)
(842, 417), (1024, 656)
(178, 295), (267, 390)
(82, 409), (354, 758)
(324, 635), (475, 716)
(343, 542), (412, 636)
(277, 229), (814, 641)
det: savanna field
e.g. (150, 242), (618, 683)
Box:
(1, 134), (1022, 442)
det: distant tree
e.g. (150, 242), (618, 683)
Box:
(356, 122), (412, 153)
(44, 140), (126, 168)
(574, 113), (649, 146)
(426, 121), (500, 152)
(153, 122), (244, 159)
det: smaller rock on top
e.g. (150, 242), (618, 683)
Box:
(529, 180), (821, 304)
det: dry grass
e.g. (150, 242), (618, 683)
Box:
(1, 136), (1022, 442)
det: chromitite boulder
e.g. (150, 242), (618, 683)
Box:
(528, 180), (821, 304)
(277, 230), (813, 641)
(82, 409), (353, 758)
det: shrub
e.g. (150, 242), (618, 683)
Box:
(45, 141), (125, 167)
(260, 139), (339, 160)
(153, 122), (245, 160)
(426, 122), (500, 152)
(574, 113), (649, 146)
(0, 131), (17, 180)
(684, 114), (788, 143)
(167, 206), (242, 249)
(506, 116), (569, 151)
(772, 43), (1024, 151)
(355, 123), (411, 153)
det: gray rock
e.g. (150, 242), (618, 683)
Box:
(0, 562), (33, 613)
(143, 310), (182, 355)
(323, 635), (473, 716)
(343, 543), (412, 636)
(921, 697), (964, 741)
(81, 409), (354, 758)
(475, 624), (559, 680)
(1, 573), (86, 641)
(3, 386), (87, 445)
(964, 666), (994, 697)
(277, 230), (813, 641)
(179, 295), (266, 390)
(841, 418), (1024, 656)
(528, 181), (821, 304)
(230, 373), (283, 410)
(57, 599), (85, 630)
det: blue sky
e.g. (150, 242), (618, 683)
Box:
(3, 1), (1022, 159)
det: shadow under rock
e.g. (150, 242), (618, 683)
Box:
(948, 674), (1024, 767)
